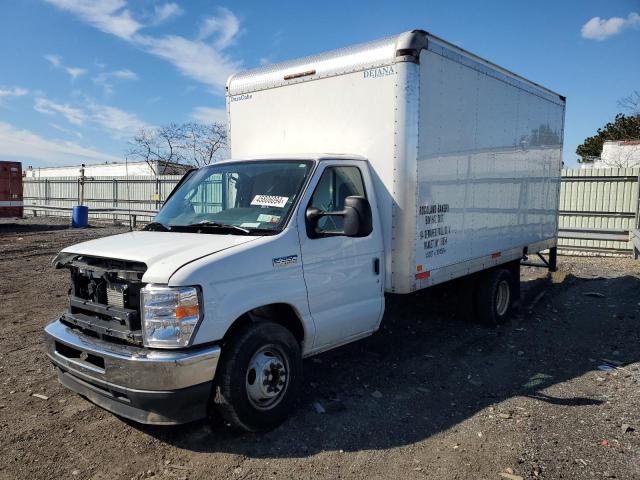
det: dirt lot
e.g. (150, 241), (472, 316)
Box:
(1, 216), (639, 480)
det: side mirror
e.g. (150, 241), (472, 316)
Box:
(305, 196), (373, 238)
(342, 196), (373, 237)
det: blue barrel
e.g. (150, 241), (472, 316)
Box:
(72, 205), (89, 228)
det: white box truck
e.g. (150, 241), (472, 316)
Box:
(44, 30), (565, 431)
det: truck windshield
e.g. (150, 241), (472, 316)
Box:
(152, 160), (313, 234)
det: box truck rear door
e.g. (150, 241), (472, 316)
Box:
(297, 161), (384, 349)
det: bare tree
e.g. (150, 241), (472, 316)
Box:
(127, 124), (184, 174)
(127, 122), (227, 172)
(618, 90), (640, 116)
(181, 122), (228, 167)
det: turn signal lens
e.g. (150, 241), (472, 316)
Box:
(176, 304), (200, 319)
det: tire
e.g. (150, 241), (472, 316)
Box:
(212, 321), (302, 432)
(474, 267), (514, 326)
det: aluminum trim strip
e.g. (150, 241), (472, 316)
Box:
(227, 35), (398, 95)
(414, 238), (557, 288)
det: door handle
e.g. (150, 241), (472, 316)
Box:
(373, 257), (380, 275)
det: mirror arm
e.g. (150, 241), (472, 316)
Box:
(317, 210), (346, 217)
(305, 208), (347, 239)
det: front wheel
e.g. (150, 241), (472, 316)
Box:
(212, 322), (302, 432)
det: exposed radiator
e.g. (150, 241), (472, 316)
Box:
(106, 283), (126, 308)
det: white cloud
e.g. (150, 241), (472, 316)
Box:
(135, 34), (239, 90)
(0, 121), (120, 165)
(93, 68), (138, 94)
(43, 0), (141, 40)
(0, 86), (29, 98)
(87, 103), (150, 138)
(44, 54), (62, 67)
(45, 1), (242, 90)
(45, 53), (87, 80)
(581, 12), (640, 40)
(197, 8), (240, 48)
(108, 69), (138, 80)
(153, 3), (182, 24)
(181, 85), (197, 96)
(49, 122), (83, 139)
(34, 96), (150, 138)
(34, 98), (86, 125)
(65, 67), (87, 80)
(190, 106), (227, 124)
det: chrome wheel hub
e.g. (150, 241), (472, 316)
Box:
(246, 346), (289, 410)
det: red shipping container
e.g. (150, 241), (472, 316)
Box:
(0, 161), (23, 218)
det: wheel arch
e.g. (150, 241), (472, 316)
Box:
(222, 303), (307, 348)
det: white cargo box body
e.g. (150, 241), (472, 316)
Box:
(227, 30), (565, 294)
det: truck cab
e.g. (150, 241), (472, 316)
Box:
(45, 155), (385, 430)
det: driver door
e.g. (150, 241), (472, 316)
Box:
(297, 161), (384, 350)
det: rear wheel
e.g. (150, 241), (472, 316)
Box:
(474, 267), (515, 326)
(212, 321), (302, 432)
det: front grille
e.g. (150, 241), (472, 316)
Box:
(62, 256), (146, 346)
(54, 341), (105, 370)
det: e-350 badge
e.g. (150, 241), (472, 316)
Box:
(272, 255), (298, 268)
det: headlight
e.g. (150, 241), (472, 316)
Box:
(141, 285), (203, 348)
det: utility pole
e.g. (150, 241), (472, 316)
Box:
(79, 164), (86, 206)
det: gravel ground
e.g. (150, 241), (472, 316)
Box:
(0, 216), (639, 480)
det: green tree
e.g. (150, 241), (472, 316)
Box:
(576, 113), (640, 161)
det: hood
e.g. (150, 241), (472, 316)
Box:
(60, 231), (261, 283)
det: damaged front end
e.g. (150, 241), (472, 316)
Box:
(53, 253), (147, 346)
(45, 252), (221, 425)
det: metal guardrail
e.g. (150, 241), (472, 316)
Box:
(559, 210), (636, 218)
(558, 227), (630, 242)
(557, 227), (634, 255)
(27, 204), (158, 228)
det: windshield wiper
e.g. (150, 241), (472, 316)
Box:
(184, 221), (250, 235)
(144, 222), (171, 232)
(245, 228), (280, 235)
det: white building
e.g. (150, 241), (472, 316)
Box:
(580, 140), (640, 169)
(600, 140), (640, 167)
(25, 160), (191, 178)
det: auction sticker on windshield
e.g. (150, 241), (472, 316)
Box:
(257, 214), (281, 223)
(251, 195), (289, 208)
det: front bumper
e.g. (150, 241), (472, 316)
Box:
(44, 319), (221, 425)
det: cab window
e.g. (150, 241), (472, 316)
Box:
(308, 166), (366, 233)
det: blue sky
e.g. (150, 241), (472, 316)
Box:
(0, 0), (638, 168)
